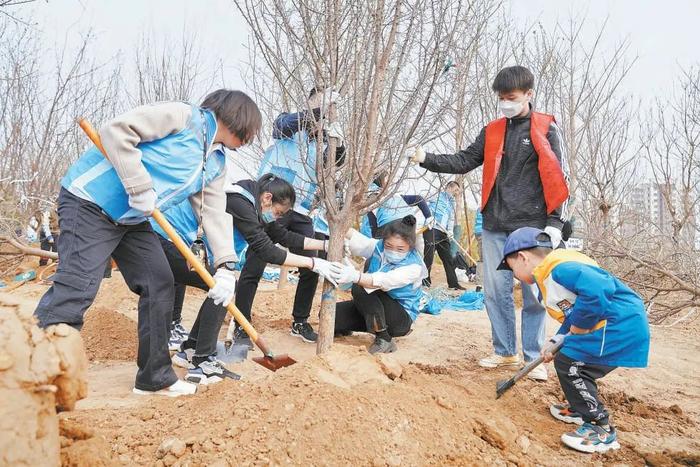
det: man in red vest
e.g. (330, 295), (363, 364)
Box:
(409, 66), (569, 381)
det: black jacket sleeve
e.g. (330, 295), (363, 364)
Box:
(226, 194), (290, 265)
(421, 127), (486, 174)
(545, 121), (569, 230)
(402, 195), (431, 218)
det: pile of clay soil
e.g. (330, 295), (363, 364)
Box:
(0, 292), (90, 466)
(60, 344), (695, 466)
(81, 307), (138, 362)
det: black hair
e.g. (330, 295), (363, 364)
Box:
(201, 89), (262, 145)
(308, 86), (323, 99)
(382, 215), (417, 249)
(491, 66), (535, 93)
(257, 173), (296, 207)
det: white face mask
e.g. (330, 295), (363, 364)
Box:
(498, 99), (524, 119)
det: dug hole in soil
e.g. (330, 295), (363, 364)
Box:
(3, 262), (700, 466)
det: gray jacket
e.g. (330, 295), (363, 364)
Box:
(421, 107), (569, 232)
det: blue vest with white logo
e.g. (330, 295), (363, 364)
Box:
(429, 192), (455, 233)
(366, 241), (424, 321)
(375, 195), (417, 228)
(258, 131), (319, 215)
(62, 106), (225, 224)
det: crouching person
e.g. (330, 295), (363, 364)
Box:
(330, 215), (428, 354)
(34, 89), (261, 397)
(499, 227), (650, 453)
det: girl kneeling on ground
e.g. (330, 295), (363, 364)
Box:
(330, 215), (428, 354)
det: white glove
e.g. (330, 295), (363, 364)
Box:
(422, 216), (435, 230)
(208, 268), (237, 306)
(343, 239), (352, 258)
(325, 121), (344, 146)
(544, 226), (563, 248)
(329, 261), (361, 285)
(47, 235), (54, 244)
(541, 333), (567, 362)
(408, 146), (426, 164)
(311, 258), (338, 286)
(128, 189), (157, 215)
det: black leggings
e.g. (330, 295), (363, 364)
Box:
(423, 228), (460, 288)
(335, 284), (412, 340)
(159, 236), (227, 358)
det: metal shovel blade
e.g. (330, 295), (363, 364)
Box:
(495, 378), (515, 399)
(215, 341), (248, 364)
(252, 354), (297, 371)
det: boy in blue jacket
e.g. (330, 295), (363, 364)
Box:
(499, 227), (650, 454)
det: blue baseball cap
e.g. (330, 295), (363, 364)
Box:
(497, 227), (553, 270)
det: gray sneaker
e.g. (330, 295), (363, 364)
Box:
(368, 336), (397, 354)
(233, 326), (254, 350)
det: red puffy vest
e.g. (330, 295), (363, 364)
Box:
(481, 111), (568, 214)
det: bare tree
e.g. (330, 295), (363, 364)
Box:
(236, 0), (487, 352)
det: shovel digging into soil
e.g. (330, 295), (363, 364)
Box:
(496, 333), (568, 399)
(78, 118), (296, 372)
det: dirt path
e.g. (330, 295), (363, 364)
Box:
(6, 266), (700, 466)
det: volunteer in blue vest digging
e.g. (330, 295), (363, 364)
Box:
(408, 66), (570, 381)
(252, 85), (345, 343)
(423, 180), (464, 290)
(34, 89), (262, 397)
(329, 215), (428, 354)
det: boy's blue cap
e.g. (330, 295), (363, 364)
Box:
(497, 227), (553, 270)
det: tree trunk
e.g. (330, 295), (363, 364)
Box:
(315, 227), (346, 354)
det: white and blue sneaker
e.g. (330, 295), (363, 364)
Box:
(172, 348), (195, 369)
(173, 321), (189, 339)
(185, 355), (241, 385)
(168, 329), (185, 352)
(561, 422), (620, 453)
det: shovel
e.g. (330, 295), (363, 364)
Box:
(78, 118), (296, 372)
(495, 333), (568, 399)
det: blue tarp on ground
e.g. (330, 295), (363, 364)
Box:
(420, 289), (484, 315)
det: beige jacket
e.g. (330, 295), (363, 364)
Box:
(99, 102), (237, 266)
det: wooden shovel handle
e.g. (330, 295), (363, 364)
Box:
(77, 118), (269, 353)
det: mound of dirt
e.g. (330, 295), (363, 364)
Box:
(0, 292), (88, 466)
(65, 346), (571, 466)
(60, 418), (118, 467)
(81, 307), (137, 361)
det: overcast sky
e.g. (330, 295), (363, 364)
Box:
(9, 0), (699, 198)
(22, 0), (700, 100)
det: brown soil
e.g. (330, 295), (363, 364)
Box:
(81, 307), (138, 362)
(4, 266), (700, 466)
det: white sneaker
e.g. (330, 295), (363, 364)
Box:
(478, 354), (522, 368)
(527, 363), (548, 381)
(132, 379), (197, 397)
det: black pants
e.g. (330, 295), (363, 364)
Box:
(35, 188), (177, 391)
(335, 284), (412, 339)
(39, 236), (58, 266)
(159, 236), (227, 358)
(172, 283), (186, 323)
(422, 228), (460, 288)
(554, 352), (616, 425)
(236, 210), (317, 323)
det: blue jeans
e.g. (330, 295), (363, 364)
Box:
(481, 228), (546, 361)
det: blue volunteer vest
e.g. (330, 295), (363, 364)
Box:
(62, 105), (225, 224)
(258, 131), (319, 215)
(359, 215), (373, 238)
(375, 195), (418, 228)
(429, 192), (455, 232)
(366, 241), (424, 321)
(312, 209), (330, 236)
